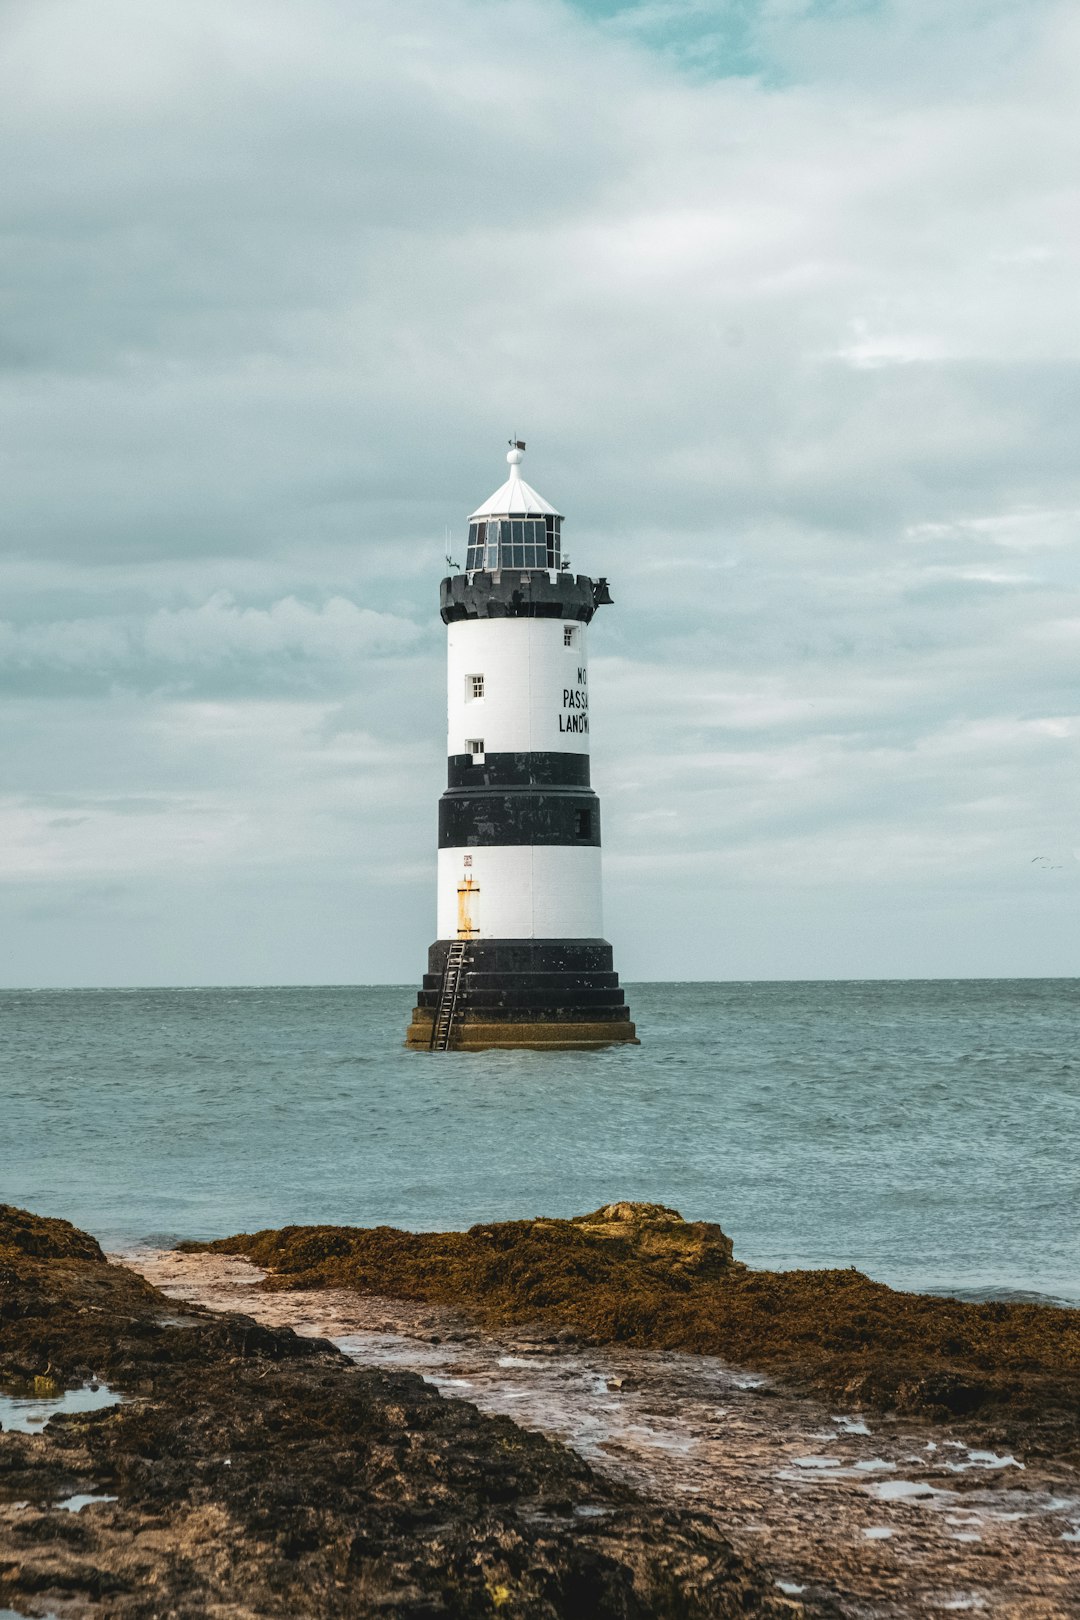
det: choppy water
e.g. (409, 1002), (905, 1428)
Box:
(1, 981), (1077, 1302)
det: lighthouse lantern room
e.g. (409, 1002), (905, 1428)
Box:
(405, 443), (638, 1050)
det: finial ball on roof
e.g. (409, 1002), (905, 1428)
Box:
(507, 445), (524, 467)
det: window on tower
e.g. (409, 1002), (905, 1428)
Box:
(467, 674), (484, 700)
(466, 738), (484, 760)
(575, 807), (593, 839)
(564, 625), (576, 647)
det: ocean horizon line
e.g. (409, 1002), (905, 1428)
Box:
(1, 974), (1076, 992)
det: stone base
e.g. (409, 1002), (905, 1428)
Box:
(405, 1008), (639, 1051)
(404, 938), (638, 1051)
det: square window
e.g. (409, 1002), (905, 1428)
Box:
(467, 674), (484, 700)
(466, 738), (484, 759)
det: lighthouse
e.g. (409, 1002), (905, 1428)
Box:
(405, 443), (638, 1051)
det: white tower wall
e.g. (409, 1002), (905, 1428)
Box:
(436, 846), (603, 939)
(447, 618), (590, 758)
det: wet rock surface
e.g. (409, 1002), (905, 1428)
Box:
(132, 1247), (1080, 1620)
(0, 1205), (819, 1619)
(185, 1203), (1080, 1463)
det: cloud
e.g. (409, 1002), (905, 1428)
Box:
(0, 594), (424, 691)
(0, 0), (1077, 982)
(146, 593), (420, 662)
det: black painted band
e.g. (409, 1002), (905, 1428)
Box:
(440, 572), (612, 625)
(438, 788), (601, 848)
(422, 970), (620, 992)
(417, 986), (627, 1013)
(446, 752), (592, 790)
(428, 938), (614, 975)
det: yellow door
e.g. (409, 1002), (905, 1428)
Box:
(456, 877), (479, 938)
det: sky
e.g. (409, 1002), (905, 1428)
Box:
(1, 0), (1077, 987)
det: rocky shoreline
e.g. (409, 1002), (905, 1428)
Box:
(0, 1203), (825, 1618)
(183, 1200), (1080, 1466)
(3, 1201), (1079, 1618)
(127, 1243), (1080, 1618)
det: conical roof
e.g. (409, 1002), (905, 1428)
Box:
(469, 445), (561, 519)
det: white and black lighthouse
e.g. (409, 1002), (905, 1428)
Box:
(406, 443), (638, 1050)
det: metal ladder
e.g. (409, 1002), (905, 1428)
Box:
(430, 940), (468, 1051)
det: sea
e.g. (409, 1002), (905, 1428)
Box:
(1, 979), (1076, 1305)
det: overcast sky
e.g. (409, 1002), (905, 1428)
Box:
(2, 0), (1077, 987)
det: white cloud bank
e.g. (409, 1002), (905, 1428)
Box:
(0, 594), (421, 673)
(0, 0), (1077, 984)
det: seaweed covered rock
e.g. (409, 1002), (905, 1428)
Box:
(0, 1204), (104, 1264)
(0, 1208), (812, 1619)
(569, 1202), (734, 1278)
(192, 1206), (1080, 1458)
(187, 1203), (737, 1345)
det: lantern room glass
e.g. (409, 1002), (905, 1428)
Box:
(464, 515), (561, 573)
